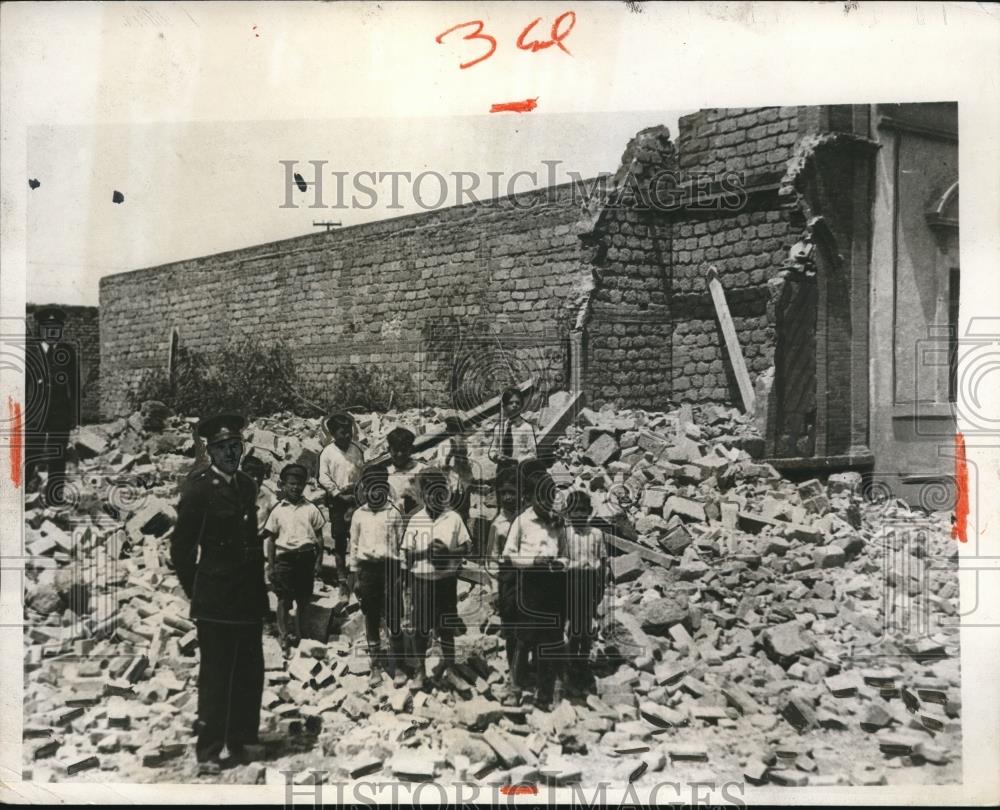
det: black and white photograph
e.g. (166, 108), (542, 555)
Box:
(2, 2), (998, 806)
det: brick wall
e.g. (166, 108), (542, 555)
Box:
(26, 304), (101, 424)
(99, 184), (589, 419)
(101, 106), (846, 423)
(676, 106), (800, 177)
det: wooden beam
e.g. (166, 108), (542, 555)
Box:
(457, 531), (674, 582)
(706, 266), (756, 413)
(602, 530), (674, 568)
(536, 389), (586, 460)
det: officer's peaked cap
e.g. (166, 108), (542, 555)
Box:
(197, 413), (246, 445)
(35, 306), (67, 325)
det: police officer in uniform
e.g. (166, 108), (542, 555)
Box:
(170, 414), (267, 772)
(24, 306), (79, 505)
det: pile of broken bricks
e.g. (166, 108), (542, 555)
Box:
(21, 397), (961, 787)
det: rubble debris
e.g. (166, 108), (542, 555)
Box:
(610, 553), (644, 584)
(19, 397), (961, 787)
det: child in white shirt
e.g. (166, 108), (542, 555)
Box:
(386, 426), (426, 516)
(501, 468), (567, 710)
(487, 386), (538, 463)
(401, 467), (471, 689)
(349, 463), (407, 687)
(563, 490), (607, 693)
(318, 412), (364, 596)
(261, 464), (326, 655)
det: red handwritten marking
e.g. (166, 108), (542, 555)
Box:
(435, 20), (497, 69)
(516, 17), (546, 51)
(490, 97), (539, 114)
(9, 398), (22, 488)
(516, 10), (576, 55)
(500, 784), (538, 795)
(953, 431), (968, 542)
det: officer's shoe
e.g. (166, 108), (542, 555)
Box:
(196, 754), (222, 776)
(224, 743), (263, 767)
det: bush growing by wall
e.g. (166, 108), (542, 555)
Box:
(129, 339), (306, 417)
(128, 338), (416, 418)
(302, 364), (417, 415)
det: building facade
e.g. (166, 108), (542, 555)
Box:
(97, 103), (958, 505)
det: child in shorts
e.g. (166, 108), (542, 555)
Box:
(563, 489), (607, 694)
(501, 468), (568, 711)
(349, 464), (407, 687)
(401, 467), (471, 690)
(318, 412), (364, 597)
(488, 465), (521, 674)
(261, 464), (326, 655)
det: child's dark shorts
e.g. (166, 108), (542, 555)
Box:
(410, 574), (459, 638)
(515, 566), (566, 648)
(272, 546), (318, 604)
(355, 558), (404, 635)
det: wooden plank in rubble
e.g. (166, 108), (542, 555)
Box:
(706, 265), (756, 413)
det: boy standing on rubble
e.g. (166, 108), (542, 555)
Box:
(436, 414), (473, 523)
(487, 465), (522, 674)
(502, 468), (568, 710)
(261, 464), (326, 656)
(487, 386), (538, 464)
(318, 413), (365, 597)
(386, 426), (426, 516)
(348, 463), (408, 688)
(562, 489), (607, 694)
(402, 467), (472, 690)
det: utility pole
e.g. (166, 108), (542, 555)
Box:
(312, 221), (342, 232)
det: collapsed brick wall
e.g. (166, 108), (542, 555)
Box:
(100, 184), (590, 419)
(582, 107), (802, 410)
(26, 304), (101, 424)
(100, 106), (838, 421)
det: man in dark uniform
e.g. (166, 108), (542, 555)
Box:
(24, 306), (79, 505)
(170, 413), (268, 773)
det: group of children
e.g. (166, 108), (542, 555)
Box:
(245, 387), (608, 710)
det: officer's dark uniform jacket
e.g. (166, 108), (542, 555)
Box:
(25, 337), (79, 434)
(170, 466), (268, 623)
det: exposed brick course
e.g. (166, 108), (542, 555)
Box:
(100, 106), (816, 419)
